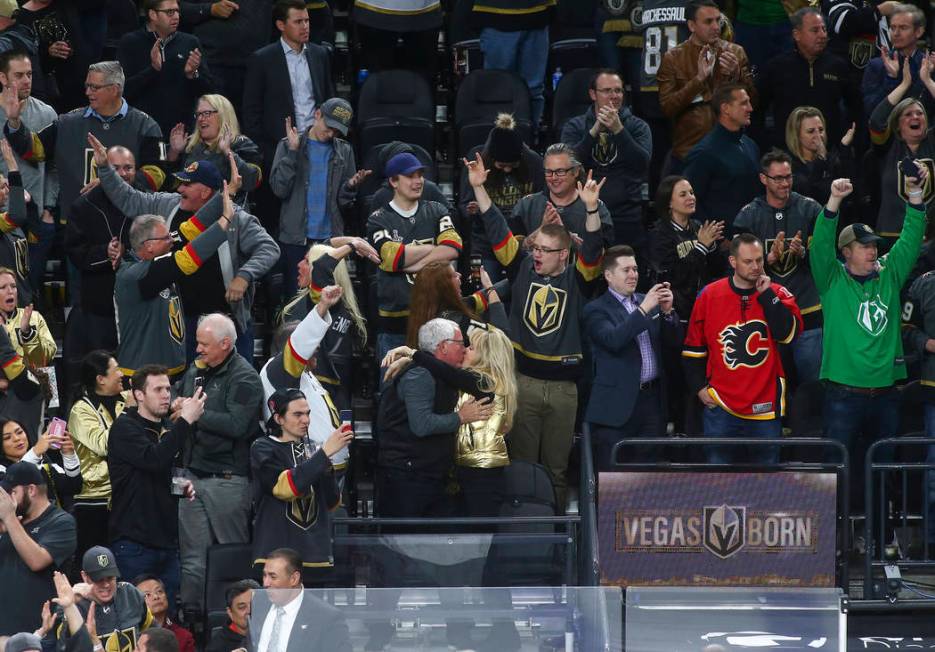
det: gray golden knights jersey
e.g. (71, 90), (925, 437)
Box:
(635, 0), (688, 92)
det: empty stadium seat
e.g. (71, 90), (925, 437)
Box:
(448, 0), (483, 79)
(551, 67), (598, 141)
(203, 543), (254, 631)
(455, 69), (533, 157)
(355, 70), (436, 162)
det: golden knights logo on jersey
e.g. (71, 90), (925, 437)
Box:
(287, 441), (320, 530)
(102, 627), (138, 652)
(897, 158), (935, 205)
(765, 236), (799, 278)
(523, 282), (568, 337)
(718, 320), (770, 369)
(593, 132), (619, 166)
(160, 289), (184, 345)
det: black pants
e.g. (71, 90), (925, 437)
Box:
(376, 468), (447, 518)
(590, 383), (665, 471)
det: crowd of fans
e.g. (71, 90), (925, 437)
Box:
(0, 0), (934, 650)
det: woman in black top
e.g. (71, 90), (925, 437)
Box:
(785, 105), (855, 206)
(0, 415), (82, 510)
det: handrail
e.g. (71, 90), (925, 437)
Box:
(863, 436), (935, 599)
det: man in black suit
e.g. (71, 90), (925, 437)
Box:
(242, 0), (334, 172)
(251, 548), (350, 652)
(583, 245), (683, 471)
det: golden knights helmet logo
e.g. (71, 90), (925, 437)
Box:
(523, 282), (568, 337)
(765, 236), (799, 278)
(102, 628), (138, 652)
(167, 294), (184, 345)
(897, 158), (935, 205)
(718, 320), (770, 369)
(703, 504), (746, 559)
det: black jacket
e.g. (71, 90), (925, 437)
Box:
(107, 408), (192, 549)
(181, 0), (272, 69)
(117, 27), (215, 136)
(242, 41), (334, 166)
(64, 185), (130, 316)
(756, 47), (861, 149)
(376, 356), (459, 478)
(206, 624), (246, 652)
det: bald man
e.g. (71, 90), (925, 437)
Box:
(63, 145), (141, 381)
(173, 312), (263, 617)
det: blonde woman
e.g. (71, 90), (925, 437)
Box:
(785, 106), (854, 205)
(382, 324), (517, 515)
(281, 237), (378, 410)
(166, 94), (263, 201)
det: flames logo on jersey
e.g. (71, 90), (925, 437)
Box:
(523, 282), (567, 337)
(718, 320), (770, 369)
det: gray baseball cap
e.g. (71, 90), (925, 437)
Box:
(319, 98), (353, 137)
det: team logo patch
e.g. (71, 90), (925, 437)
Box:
(857, 296), (888, 336)
(703, 504), (746, 559)
(523, 282), (568, 337)
(718, 320), (770, 369)
(97, 554), (109, 567)
(103, 628), (137, 652)
(848, 38), (874, 69)
(168, 295), (184, 345)
(764, 237), (798, 278)
(592, 132), (619, 167)
(897, 158), (935, 204)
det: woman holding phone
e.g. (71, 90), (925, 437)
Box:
(67, 350), (128, 557)
(0, 416), (82, 510)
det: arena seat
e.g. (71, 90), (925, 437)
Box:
(455, 69), (533, 157)
(203, 543), (254, 632)
(551, 67), (598, 141)
(355, 70), (436, 163)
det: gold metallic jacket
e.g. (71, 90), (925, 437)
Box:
(455, 392), (509, 468)
(2, 307), (56, 368)
(67, 391), (128, 500)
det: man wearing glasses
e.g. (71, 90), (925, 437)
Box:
(562, 69), (652, 251)
(1, 61), (164, 229)
(509, 142), (615, 249)
(464, 153), (604, 511)
(112, 173), (233, 378)
(733, 149), (824, 385)
(117, 0), (215, 136)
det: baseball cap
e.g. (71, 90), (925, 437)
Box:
(384, 152), (425, 178)
(6, 633), (42, 652)
(319, 98), (352, 137)
(0, 461), (47, 492)
(837, 223), (883, 250)
(0, 0), (17, 19)
(174, 160), (223, 191)
(82, 545), (121, 581)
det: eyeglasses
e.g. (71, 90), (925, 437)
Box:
(143, 235), (173, 244)
(544, 167), (577, 178)
(442, 338), (465, 347)
(596, 87), (624, 96)
(764, 174), (793, 184)
(85, 82), (116, 92)
(152, 7), (180, 15)
(194, 109), (219, 120)
(530, 245), (565, 254)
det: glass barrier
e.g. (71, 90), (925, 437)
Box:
(246, 586), (623, 651)
(625, 586), (846, 652)
(331, 519), (580, 588)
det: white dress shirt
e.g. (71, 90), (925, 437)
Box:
(281, 38), (316, 132)
(257, 590), (304, 652)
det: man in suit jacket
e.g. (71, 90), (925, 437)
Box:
(242, 0), (334, 171)
(251, 548), (350, 652)
(584, 245), (683, 471)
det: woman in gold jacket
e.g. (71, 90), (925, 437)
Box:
(67, 350), (128, 558)
(383, 323), (517, 516)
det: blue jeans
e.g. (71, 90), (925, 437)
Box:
(791, 327), (823, 385)
(732, 21), (792, 74)
(823, 383), (900, 511)
(702, 405), (781, 465)
(112, 538), (180, 613)
(480, 26), (549, 127)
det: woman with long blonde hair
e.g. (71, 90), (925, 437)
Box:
(281, 237), (377, 410)
(784, 106), (854, 205)
(166, 94), (263, 203)
(382, 323), (518, 515)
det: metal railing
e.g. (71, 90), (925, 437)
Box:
(863, 436), (935, 599)
(579, 426), (600, 586)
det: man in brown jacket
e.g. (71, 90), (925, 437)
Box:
(657, 0), (755, 166)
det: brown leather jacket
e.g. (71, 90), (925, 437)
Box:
(657, 38), (756, 159)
